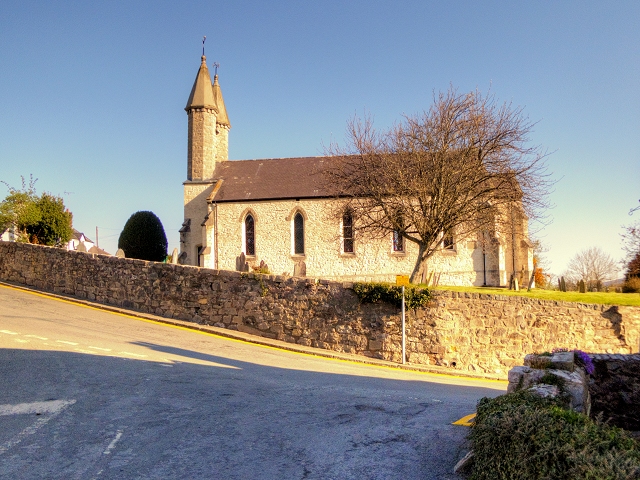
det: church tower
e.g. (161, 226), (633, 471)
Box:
(186, 55), (216, 179)
(181, 54), (230, 266)
(212, 73), (230, 163)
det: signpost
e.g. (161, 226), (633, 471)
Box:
(396, 275), (410, 364)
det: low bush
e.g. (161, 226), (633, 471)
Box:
(352, 282), (431, 309)
(623, 277), (640, 293)
(470, 390), (640, 479)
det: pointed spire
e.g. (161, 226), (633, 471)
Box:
(185, 56), (216, 111)
(212, 74), (230, 126)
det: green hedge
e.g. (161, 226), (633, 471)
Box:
(352, 282), (431, 309)
(470, 390), (640, 480)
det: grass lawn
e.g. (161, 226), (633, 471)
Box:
(432, 285), (640, 307)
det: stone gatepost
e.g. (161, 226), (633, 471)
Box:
(507, 351), (591, 415)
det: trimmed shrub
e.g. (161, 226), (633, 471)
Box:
(470, 390), (640, 480)
(352, 282), (430, 309)
(118, 211), (168, 262)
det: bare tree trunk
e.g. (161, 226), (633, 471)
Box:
(410, 243), (428, 284)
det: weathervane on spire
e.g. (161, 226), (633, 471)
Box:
(213, 62), (219, 75)
(202, 36), (206, 56)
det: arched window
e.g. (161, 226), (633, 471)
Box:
(294, 212), (305, 255)
(392, 230), (404, 252)
(443, 232), (454, 250)
(245, 214), (255, 256)
(392, 213), (404, 252)
(342, 211), (354, 253)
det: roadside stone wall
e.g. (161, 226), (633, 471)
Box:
(588, 354), (640, 431)
(420, 291), (640, 375)
(1, 242), (639, 377)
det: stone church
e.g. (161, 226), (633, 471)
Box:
(179, 55), (533, 286)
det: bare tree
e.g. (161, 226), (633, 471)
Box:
(324, 86), (551, 282)
(621, 220), (640, 278)
(564, 247), (619, 291)
(531, 238), (551, 288)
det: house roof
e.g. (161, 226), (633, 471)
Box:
(88, 245), (111, 256)
(203, 156), (340, 203)
(71, 228), (94, 244)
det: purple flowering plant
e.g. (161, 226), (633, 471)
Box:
(551, 347), (595, 375)
(574, 350), (595, 376)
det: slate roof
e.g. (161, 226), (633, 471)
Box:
(88, 245), (111, 256)
(204, 157), (341, 203)
(71, 228), (94, 244)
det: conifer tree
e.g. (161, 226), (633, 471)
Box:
(118, 211), (168, 262)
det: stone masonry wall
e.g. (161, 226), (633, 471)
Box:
(187, 108), (216, 181)
(183, 181), (214, 265)
(1, 242), (639, 377)
(588, 354), (640, 431)
(213, 198), (483, 285)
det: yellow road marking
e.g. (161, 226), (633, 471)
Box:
(452, 413), (476, 426)
(0, 282), (507, 385)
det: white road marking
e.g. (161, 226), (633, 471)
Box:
(0, 399), (76, 416)
(14, 339), (29, 343)
(25, 335), (48, 340)
(119, 352), (147, 358)
(0, 400), (76, 455)
(88, 346), (111, 352)
(103, 430), (124, 455)
(159, 364), (173, 367)
(0, 415), (53, 455)
(56, 340), (79, 345)
(0, 330), (18, 335)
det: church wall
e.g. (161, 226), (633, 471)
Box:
(1, 241), (638, 378)
(213, 199), (494, 285)
(182, 183), (214, 265)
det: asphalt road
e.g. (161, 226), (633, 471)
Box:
(0, 284), (505, 479)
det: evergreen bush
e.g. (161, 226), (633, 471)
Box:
(118, 211), (168, 262)
(352, 282), (431, 309)
(470, 390), (640, 479)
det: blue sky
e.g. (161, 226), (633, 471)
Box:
(1, 1), (638, 276)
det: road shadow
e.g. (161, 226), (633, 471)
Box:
(0, 345), (501, 480)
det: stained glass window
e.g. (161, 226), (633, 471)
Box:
(393, 230), (404, 252)
(343, 211), (354, 253)
(245, 214), (255, 256)
(294, 213), (304, 255)
(443, 232), (454, 250)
